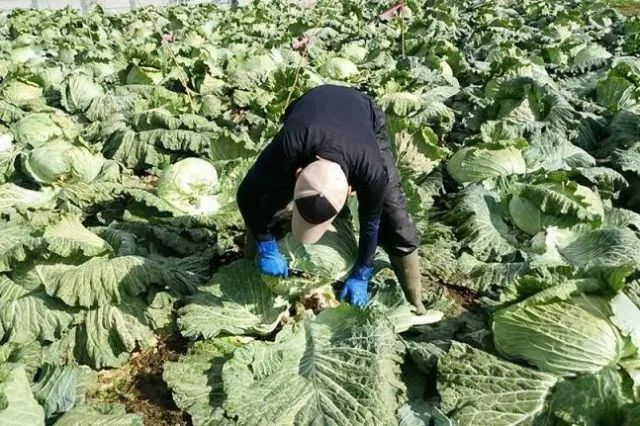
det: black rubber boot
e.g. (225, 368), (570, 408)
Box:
(389, 251), (427, 315)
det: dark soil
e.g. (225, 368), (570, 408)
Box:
(442, 284), (479, 311)
(88, 334), (191, 426)
(211, 247), (244, 270)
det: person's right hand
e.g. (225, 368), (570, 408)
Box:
(256, 238), (289, 278)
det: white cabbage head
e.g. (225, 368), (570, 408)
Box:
(157, 157), (221, 215)
(493, 291), (627, 376)
(319, 57), (359, 79)
(22, 140), (105, 185)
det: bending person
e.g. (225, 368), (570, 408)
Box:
(237, 84), (426, 314)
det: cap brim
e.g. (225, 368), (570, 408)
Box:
(292, 204), (336, 244)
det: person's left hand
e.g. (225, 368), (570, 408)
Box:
(339, 264), (374, 307)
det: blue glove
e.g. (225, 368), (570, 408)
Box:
(256, 238), (289, 278)
(339, 264), (374, 307)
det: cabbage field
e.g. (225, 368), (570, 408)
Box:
(2, 0), (640, 424)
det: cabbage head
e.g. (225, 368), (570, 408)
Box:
(494, 291), (625, 376)
(157, 157), (220, 215)
(1, 79), (43, 107)
(340, 43), (368, 63)
(509, 195), (579, 235)
(447, 145), (526, 184)
(199, 95), (223, 119)
(86, 62), (121, 79)
(11, 45), (40, 64)
(126, 65), (163, 85)
(22, 140), (105, 185)
(318, 58), (359, 80)
(37, 65), (66, 89)
(61, 74), (105, 113)
(12, 112), (81, 147)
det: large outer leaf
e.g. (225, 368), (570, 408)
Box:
(516, 181), (604, 222)
(177, 260), (289, 339)
(524, 133), (595, 172)
(578, 167), (628, 196)
(605, 109), (640, 150)
(39, 256), (168, 308)
(540, 226), (640, 269)
(0, 275), (74, 344)
(54, 403), (143, 426)
(0, 364), (45, 426)
(73, 300), (157, 369)
(457, 253), (529, 293)
(209, 130), (257, 162)
(279, 218), (357, 281)
(0, 342), (41, 378)
(597, 75), (637, 111)
(605, 208), (640, 233)
(43, 215), (112, 257)
(0, 183), (56, 213)
(438, 342), (557, 426)
(57, 180), (123, 211)
(380, 92), (424, 116)
(139, 129), (213, 156)
(447, 146), (526, 184)
(102, 126), (170, 170)
(368, 276), (443, 332)
(417, 224), (460, 285)
(549, 367), (634, 425)
(571, 44), (612, 71)
(610, 292), (640, 350)
(0, 223), (41, 273)
(392, 128), (442, 178)
(123, 188), (177, 215)
(493, 294), (623, 376)
(31, 364), (79, 419)
(0, 145), (17, 183)
(449, 185), (518, 262)
(85, 93), (136, 123)
(614, 142), (640, 174)
(222, 306), (405, 425)
(163, 338), (247, 426)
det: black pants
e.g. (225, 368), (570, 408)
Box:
(243, 126), (419, 259)
(374, 123), (420, 257)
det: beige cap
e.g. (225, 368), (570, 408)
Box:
(292, 159), (349, 244)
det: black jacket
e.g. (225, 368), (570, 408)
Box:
(237, 84), (389, 267)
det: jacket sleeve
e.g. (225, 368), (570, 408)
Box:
(236, 131), (297, 241)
